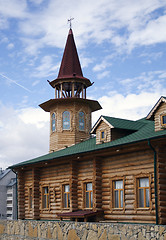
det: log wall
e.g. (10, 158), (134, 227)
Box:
(16, 142), (159, 223)
(157, 143), (166, 224)
(102, 148), (156, 223)
(96, 121), (111, 144)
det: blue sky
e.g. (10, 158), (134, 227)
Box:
(0, 0), (166, 169)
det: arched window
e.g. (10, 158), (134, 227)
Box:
(79, 111), (85, 130)
(62, 111), (70, 130)
(51, 113), (56, 132)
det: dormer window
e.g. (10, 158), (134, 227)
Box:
(101, 131), (105, 140)
(100, 130), (106, 142)
(161, 114), (166, 126)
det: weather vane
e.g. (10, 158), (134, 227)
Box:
(68, 17), (74, 29)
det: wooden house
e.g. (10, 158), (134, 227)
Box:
(10, 28), (166, 224)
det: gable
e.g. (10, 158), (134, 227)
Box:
(146, 96), (166, 121)
(95, 120), (111, 144)
(91, 115), (145, 144)
(146, 96), (166, 132)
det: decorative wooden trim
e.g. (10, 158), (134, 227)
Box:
(50, 111), (56, 134)
(134, 173), (152, 212)
(160, 113), (166, 127)
(81, 179), (93, 209)
(27, 185), (32, 212)
(110, 176), (125, 213)
(61, 182), (71, 210)
(62, 110), (72, 131)
(100, 129), (106, 141)
(78, 110), (86, 132)
(40, 184), (50, 212)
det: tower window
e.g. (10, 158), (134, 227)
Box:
(51, 113), (56, 132)
(63, 111), (70, 130)
(79, 111), (85, 130)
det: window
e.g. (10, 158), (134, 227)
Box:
(161, 114), (166, 126)
(62, 111), (70, 130)
(137, 178), (150, 208)
(42, 186), (49, 209)
(113, 180), (123, 208)
(7, 207), (12, 211)
(63, 184), (70, 208)
(7, 194), (12, 197)
(79, 111), (85, 130)
(51, 113), (56, 132)
(85, 183), (93, 208)
(100, 130), (106, 142)
(101, 131), (105, 139)
(29, 188), (32, 209)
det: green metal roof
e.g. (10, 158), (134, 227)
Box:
(10, 118), (166, 169)
(102, 115), (145, 130)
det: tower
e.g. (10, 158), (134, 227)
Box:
(40, 28), (102, 152)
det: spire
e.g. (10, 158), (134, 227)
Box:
(49, 28), (92, 89)
(57, 28), (84, 79)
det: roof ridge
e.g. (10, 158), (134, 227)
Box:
(103, 115), (137, 122)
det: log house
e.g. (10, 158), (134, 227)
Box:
(10, 28), (166, 224)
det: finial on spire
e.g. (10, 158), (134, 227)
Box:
(68, 17), (74, 29)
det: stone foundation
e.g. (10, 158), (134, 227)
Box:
(1, 220), (166, 239)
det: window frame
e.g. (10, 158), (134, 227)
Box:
(160, 114), (166, 127)
(41, 185), (50, 210)
(134, 174), (152, 211)
(110, 177), (125, 212)
(62, 111), (71, 130)
(28, 187), (33, 210)
(78, 111), (85, 131)
(62, 184), (70, 209)
(51, 112), (56, 132)
(84, 182), (93, 209)
(100, 129), (106, 142)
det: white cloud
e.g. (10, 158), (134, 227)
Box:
(92, 91), (162, 124)
(0, 104), (49, 169)
(93, 60), (110, 72)
(29, 0), (44, 5)
(0, 0), (28, 18)
(96, 71), (110, 80)
(32, 55), (60, 78)
(92, 70), (166, 123)
(128, 15), (166, 49)
(7, 43), (14, 50)
(32, 80), (40, 87)
(19, 107), (49, 128)
(0, 0), (166, 56)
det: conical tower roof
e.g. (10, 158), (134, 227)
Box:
(58, 28), (83, 79)
(50, 29), (92, 88)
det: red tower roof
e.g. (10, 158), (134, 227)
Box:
(50, 29), (92, 88)
(58, 28), (83, 79)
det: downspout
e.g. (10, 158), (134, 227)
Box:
(148, 140), (158, 225)
(12, 169), (18, 220)
(16, 173), (18, 220)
